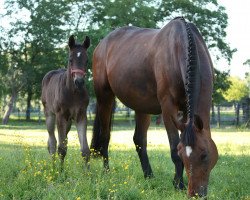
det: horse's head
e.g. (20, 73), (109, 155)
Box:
(177, 115), (218, 198)
(68, 35), (90, 90)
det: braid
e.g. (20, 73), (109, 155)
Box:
(177, 17), (200, 147)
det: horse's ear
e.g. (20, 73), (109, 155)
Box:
(83, 36), (90, 49)
(194, 114), (203, 131)
(68, 35), (75, 49)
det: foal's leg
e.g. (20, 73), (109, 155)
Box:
(46, 112), (57, 159)
(57, 115), (70, 167)
(133, 112), (153, 178)
(76, 112), (90, 169)
(161, 101), (185, 190)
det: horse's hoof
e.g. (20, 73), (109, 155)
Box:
(173, 180), (186, 190)
(90, 149), (102, 158)
(144, 173), (154, 179)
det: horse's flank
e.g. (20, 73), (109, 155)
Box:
(42, 68), (89, 117)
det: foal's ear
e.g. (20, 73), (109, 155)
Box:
(83, 36), (90, 49)
(68, 35), (75, 49)
(194, 114), (203, 131)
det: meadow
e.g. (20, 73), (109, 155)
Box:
(0, 119), (250, 200)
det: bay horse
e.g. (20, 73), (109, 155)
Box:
(41, 35), (90, 168)
(91, 17), (218, 197)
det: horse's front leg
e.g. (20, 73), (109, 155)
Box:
(133, 112), (153, 178)
(57, 115), (70, 169)
(161, 100), (185, 190)
(76, 112), (90, 169)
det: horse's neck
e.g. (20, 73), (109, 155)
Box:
(66, 68), (74, 90)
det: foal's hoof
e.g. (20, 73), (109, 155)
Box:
(90, 149), (102, 158)
(144, 173), (154, 179)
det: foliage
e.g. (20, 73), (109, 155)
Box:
(0, 0), (235, 115)
(243, 59), (250, 97)
(156, 0), (236, 62)
(89, 0), (157, 29)
(212, 68), (231, 104)
(223, 77), (248, 102)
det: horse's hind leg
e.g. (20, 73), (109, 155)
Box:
(76, 112), (90, 169)
(133, 112), (153, 178)
(46, 113), (57, 159)
(92, 91), (114, 171)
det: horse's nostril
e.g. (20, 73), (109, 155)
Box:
(74, 78), (84, 89)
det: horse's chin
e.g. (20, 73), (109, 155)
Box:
(188, 186), (208, 199)
(75, 84), (84, 91)
(74, 80), (85, 91)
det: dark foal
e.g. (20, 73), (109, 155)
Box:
(91, 17), (218, 198)
(41, 35), (91, 168)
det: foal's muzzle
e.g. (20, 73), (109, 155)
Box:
(74, 77), (85, 89)
(71, 68), (86, 90)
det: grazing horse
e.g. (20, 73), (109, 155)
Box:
(91, 17), (218, 197)
(41, 35), (90, 168)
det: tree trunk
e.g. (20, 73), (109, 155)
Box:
(242, 98), (250, 126)
(26, 90), (32, 121)
(211, 102), (216, 124)
(217, 104), (221, 128)
(236, 102), (240, 126)
(2, 91), (18, 125)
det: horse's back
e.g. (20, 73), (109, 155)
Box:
(41, 69), (66, 109)
(42, 69), (66, 87)
(93, 26), (162, 113)
(93, 20), (213, 115)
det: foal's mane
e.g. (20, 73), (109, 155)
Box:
(175, 17), (200, 147)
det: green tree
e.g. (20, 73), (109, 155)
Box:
(224, 77), (248, 126)
(212, 68), (231, 127)
(244, 59), (250, 96)
(1, 0), (72, 122)
(89, 0), (156, 29)
(156, 0), (236, 62)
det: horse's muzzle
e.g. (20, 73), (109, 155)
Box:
(189, 186), (207, 199)
(74, 78), (85, 89)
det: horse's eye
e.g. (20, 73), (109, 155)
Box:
(200, 153), (208, 162)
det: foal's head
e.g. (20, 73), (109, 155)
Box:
(68, 35), (90, 90)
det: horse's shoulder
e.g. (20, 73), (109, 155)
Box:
(43, 68), (66, 80)
(42, 68), (66, 88)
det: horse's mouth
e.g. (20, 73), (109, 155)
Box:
(74, 78), (85, 90)
(189, 186), (208, 199)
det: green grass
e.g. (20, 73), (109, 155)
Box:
(0, 120), (250, 200)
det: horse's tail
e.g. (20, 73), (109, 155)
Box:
(90, 101), (114, 156)
(180, 17), (201, 147)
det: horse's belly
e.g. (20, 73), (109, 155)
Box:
(110, 80), (161, 114)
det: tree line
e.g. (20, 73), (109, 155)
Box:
(1, 0), (246, 125)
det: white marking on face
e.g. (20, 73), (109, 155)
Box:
(186, 146), (192, 157)
(77, 52), (81, 57)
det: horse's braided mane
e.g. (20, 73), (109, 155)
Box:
(175, 17), (200, 147)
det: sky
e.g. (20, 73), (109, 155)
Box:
(217, 0), (250, 78)
(0, 1), (250, 79)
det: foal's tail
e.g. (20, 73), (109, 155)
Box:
(90, 101), (114, 156)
